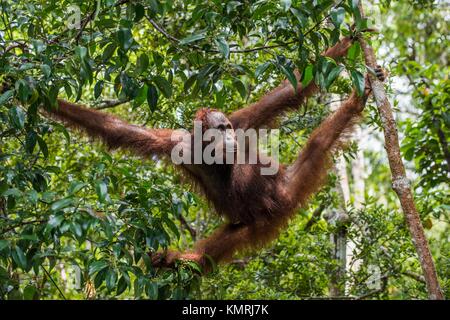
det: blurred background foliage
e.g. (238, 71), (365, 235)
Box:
(0, 0), (448, 299)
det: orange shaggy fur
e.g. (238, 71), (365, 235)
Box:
(44, 37), (380, 273)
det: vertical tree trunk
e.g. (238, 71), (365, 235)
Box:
(328, 99), (350, 297)
(357, 2), (444, 300)
(346, 126), (366, 288)
(328, 162), (349, 297)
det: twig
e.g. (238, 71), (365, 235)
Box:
(355, 274), (388, 300)
(230, 258), (250, 268)
(41, 265), (67, 300)
(1, 41), (27, 56)
(95, 99), (130, 110)
(402, 270), (426, 284)
(75, 6), (98, 43)
(178, 214), (197, 240)
(146, 0), (345, 55)
(1, 219), (46, 233)
(435, 120), (450, 173)
(379, 246), (426, 284)
(304, 203), (327, 231)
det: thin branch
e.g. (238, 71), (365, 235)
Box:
(402, 270), (426, 284)
(146, 16), (293, 54)
(41, 265), (67, 300)
(147, 17), (179, 43)
(145, 0), (345, 55)
(1, 219), (46, 233)
(1, 42), (26, 56)
(230, 258), (250, 268)
(355, 275), (388, 300)
(379, 246), (426, 284)
(75, 5), (98, 43)
(304, 203), (327, 231)
(95, 99), (130, 110)
(436, 123), (450, 173)
(178, 214), (197, 240)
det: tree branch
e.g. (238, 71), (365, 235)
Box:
(41, 265), (67, 300)
(357, 2), (444, 300)
(304, 203), (327, 231)
(178, 214), (197, 241)
(436, 124), (450, 173)
(146, 1), (345, 55)
(94, 99), (130, 110)
(355, 274), (388, 300)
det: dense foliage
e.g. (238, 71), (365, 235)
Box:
(0, 0), (448, 299)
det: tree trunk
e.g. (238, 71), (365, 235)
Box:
(328, 98), (350, 297)
(357, 2), (444, 300)
(346, 126), (366, 288)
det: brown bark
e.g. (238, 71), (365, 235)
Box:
(358, 2), (444, 300)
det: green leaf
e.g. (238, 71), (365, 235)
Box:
(152, 52), (164, 67)
(102, 43), (117, 62)
(41, 64), (52, 78)
(75, 46), (88, 60)
(0, 90), (14, 106)
(105, 268), (117, 291)
(116, 276), (128, 295)
(89, 260), (109, 276)
(9, 106), (26, 129)
(96, 180), (108, 203)
(20, 234), (38, 241)
(0, 240), (9, 251)
(347, 42), (361, 63)
(134, 278), (144, 298)
(15, 80), (30, 103)
(279, 64), (297, 93)
(179, 33), (205, 45)
(315, 71), (326, 89)
(302, 65), (314, 87)
(68, 181), (87, 195)
(25, 131), (37, 154)
(147, 83), (158, 112)
(94, 268), (106, 288)
(147, 282), (158, 299)
(148, 0), (162, 16)
(184, 74), (197, 92)
(233, 79), (247, 99)
(13, 246), (27, 269)
(37, 135), (48, 158)
(226, 1), (242, 14)
(164, 217), (180, 239)
(134, 3), (146, 22)
(51, 198), (73, 211)
(117, 28), (134, 51)
(32, 39), (46, 54)
(351, 0), (360, 10)
(325, 65), (344, 88)
(153, 76), (172, 98)
(351, 1), (362, 30)
(2, 188), (21, 197)
(351, 70), (365, 96)
(255, 62), (271, 79)
(281, 0), (291, 11)
(94, 80), (104, 99)
(23, 285), (37, 300)
(215, 38), (229, 59)
(136, 53), (149, 74)
(290, 8), (307, 28)
(330, 7), (345, 28)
